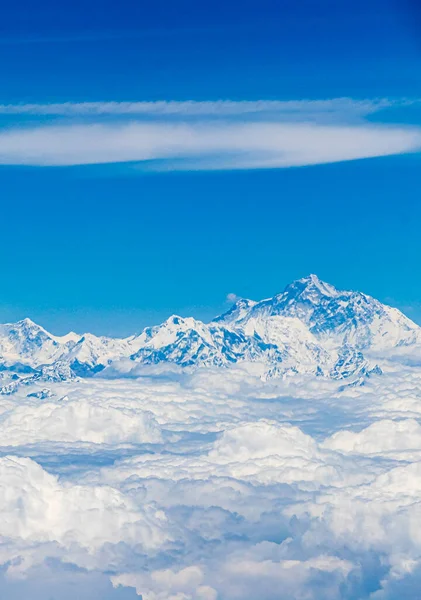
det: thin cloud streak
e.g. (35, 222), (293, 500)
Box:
(0, 121), (419, 169)
(0, 98), (398, 117)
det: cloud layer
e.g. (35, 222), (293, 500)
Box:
(1, 361), (421, 598)
(0, 98), (419, 169)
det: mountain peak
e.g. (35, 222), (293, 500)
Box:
(213, 298), (257, 324)
(0, 276), (419, 390)
(13, 318), (52, 338)
(283, 274), (339, 301)
(17, 317), (41, 329)
(300, 274), (325, 286)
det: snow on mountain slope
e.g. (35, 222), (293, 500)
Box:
(213, 298), (257, 324)
(217, 274), (421, 352)
(129, 315), (283, 368)
(127, 314), (354, 380)
(244, 315), (330, 366)
(1, 275), (419, 390)
(66, 333), (140, 376)
(0, 318), (76, 368)
(0, 319), (138, 375)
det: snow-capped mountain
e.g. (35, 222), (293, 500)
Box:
(130, 315), (283, 367)
(65, 333), (140, 376)
(0, 318), (78, 368)
(1, 275), (420, 392)
(220, 274), (421, 351)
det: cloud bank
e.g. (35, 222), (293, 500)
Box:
(1, 361), (421, 598)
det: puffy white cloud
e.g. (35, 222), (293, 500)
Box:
(112, 555), (353, 600)
(112, 566), (217, 600)
(2, 364), (421, 597)
(322, 419), (421, 458)
(218, 553), (355, 600)
(0, 398), (162, 445)
(210, 420), (318, 461)
(290, 460), (421, 574)
(0, 455), (170, 576)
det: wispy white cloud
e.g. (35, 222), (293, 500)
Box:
(226, 293), (239, 303)
(0, 120), (419, 169)
(0, 97), (419, 170)
(0, 97), (394, 117)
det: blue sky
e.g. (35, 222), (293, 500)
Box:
(1, 0), (421, 335)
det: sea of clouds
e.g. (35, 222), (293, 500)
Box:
(1, 361), (421, 598)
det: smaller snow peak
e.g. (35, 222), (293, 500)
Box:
(12, 318), (57, 341)
(162, 315), (193, 330)
(11, 318), (51, 341)
(54, 331), (80, 344)
(17, 317), (42, 330)
(20, 317), (35, 325)
(226, 298), (256, 315)
(213, 298), (256, 324)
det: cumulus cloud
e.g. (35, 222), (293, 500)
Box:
(112, 566), (217, 600)
(322, 418), (421, 458)
(0, 455), (170, 576)
(112, 555), (353, 600)
(2, 364), (421, 597)
(0, 398), (162, 446)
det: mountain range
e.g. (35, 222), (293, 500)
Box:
(1, 274), (420, 394)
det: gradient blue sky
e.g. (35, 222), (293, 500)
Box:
(2, 0), (421, 335)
